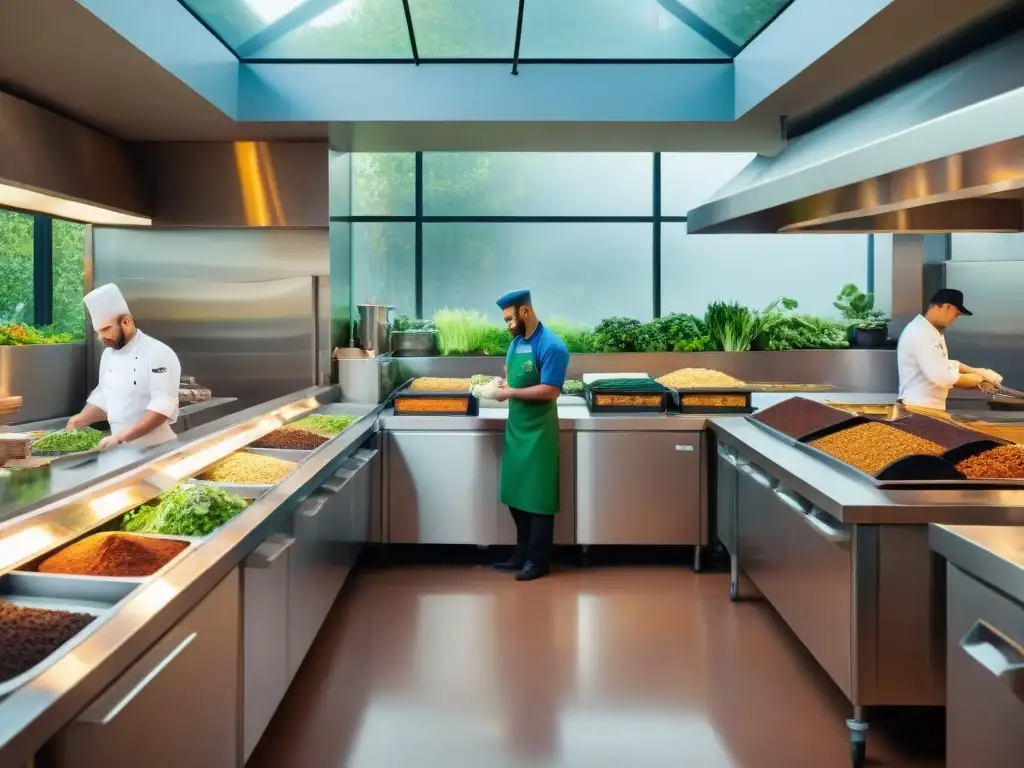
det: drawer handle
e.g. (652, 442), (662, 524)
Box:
(82, 632), (198, 725)
(773, 487), (808, 514)
(299, 496), (330, 518)
(245, 535), (295, 569)
(716, 444), (735, 461)
(675, 444), (695, 453)
(740, 463), (775, 488)
(804, 511), (851, 544)
(961, 620), (1024, 704)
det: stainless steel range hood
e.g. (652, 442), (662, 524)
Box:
(687, 31), (1024, 234)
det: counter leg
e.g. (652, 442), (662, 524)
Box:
(846, 707), (868, 768)
(692, 545), (703, 573)
(729, 553), (740, 601)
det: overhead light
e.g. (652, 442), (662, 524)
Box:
(0, 182), (151, 226)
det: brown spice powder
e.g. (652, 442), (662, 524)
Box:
(956, 445), (1024, 479)
(251, 426), (328, 450)
(38, 532), (188, 577)
(810, 422), (944, 476)
(0, 602), (95, 682)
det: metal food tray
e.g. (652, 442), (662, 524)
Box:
(0, 572), (136, 697)
(243, 447), (312, 463)
(187, 479), (273, 499)
(669, 388), (754, 415)
(394, 388), (479, 416)
(585, 386), (668, 414)
(14, 532), (198, 584)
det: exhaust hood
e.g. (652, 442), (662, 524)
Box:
(687, 31), (1024, 234)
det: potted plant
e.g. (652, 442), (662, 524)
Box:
(833, 284), (889, 348)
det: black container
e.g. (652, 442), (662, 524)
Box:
(797, 415), (871, 443)
(585, 386), (668, 414)
(393, 389), (479, 416)
(670, 388), (754, 415)
(854, 327), (889, 348)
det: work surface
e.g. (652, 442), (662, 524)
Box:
(931, 524), (1024, 604)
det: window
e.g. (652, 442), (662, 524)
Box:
(661, 224), (868, 317)
(422, 222), (652, 325)
(352, 222), (416, 315)
(51, 219), (87, 337)
(0, 208), (34, 324)
(951, 234), (1024, 262)
(423, 152), (652, 217)
(661, 153), (755, 216)
(352, 154), (415, 217)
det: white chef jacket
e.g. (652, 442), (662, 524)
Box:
(87, 330), (181, 447)
(897, 314), (961, 410)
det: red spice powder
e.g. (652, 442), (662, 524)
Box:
(38, 532), (188, 577)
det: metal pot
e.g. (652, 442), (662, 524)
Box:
(391, 330), (439, 357)
(357, 304), (395, 355)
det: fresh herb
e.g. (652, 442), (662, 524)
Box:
(291, 414), (355, 437)
(704, 302), (757, 352)
(593, 317), (649, 353)
(645, 313), (707, 352)
(562, 380), (584, 395)
(751, 297), (800, 347)
(758, 315), (850, 350)
(390, 315), (436, 333)
(31, 428), (104, 454)
(122, 485), (247, 537)
(477, 326), (512, 356)
(834, 284), (889, 331)
(471, 374), (494, 386)
(0, 323), (74, 346)
(545, 318), (599, 354)
(432, 308), (495, 355)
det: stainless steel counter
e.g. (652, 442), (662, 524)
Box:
(710, 418), (1024, 525)
(931, 524), (1024, 605)
(0, 388), (383, 766)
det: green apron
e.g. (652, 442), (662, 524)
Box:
(499, 338), (560, 515)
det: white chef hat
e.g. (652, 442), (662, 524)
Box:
(84, 284), (131, 330)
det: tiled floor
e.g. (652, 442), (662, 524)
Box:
(248, 566), (943, 768)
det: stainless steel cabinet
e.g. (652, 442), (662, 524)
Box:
(737, 463), (853, 698)
(576, 431), (703, 545)
(49, 571), (241, 768)
(243, 533), (293, 761)
(388, 431), (503, 544)
(947, 563), (1024, 766)
(715, 442), (740, 555)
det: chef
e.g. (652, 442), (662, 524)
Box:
(493, 290), (569, 582)
(897, 288), (1002, 413)
(67, 284), (181, 450)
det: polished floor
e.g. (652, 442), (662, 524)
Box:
(248, 565), (943, 768)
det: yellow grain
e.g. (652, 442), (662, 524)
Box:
(681, 394), (748, 407)
(657, 368), (745, 389)
(593, 394), (664, 407)
(199, 452), (296, 485)
(409, 378), (473, 392)
(395, 397), (469, 413)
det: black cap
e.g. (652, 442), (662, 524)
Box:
(929, 288), (972, 316)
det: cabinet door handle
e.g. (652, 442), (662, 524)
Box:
(299, 496), (330, 518)
(675, 444), (695, 453)
(961, 620), (1024, 704)
(773, 487), (809, 514)
(740, 463), (775, 488)
(245, 535), (295, 569)
(804, 510), (851, 544)
(80, 632), (198, 725)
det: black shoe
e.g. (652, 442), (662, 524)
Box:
(493, 558), (525, 572)
(515, 561), (550, 581)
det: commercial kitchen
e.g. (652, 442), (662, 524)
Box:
(3, 2), (1024, 767)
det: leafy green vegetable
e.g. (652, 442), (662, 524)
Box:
(705, 302), (757, 352)
(0, 323), (74, 346)
(545, 318), (599, 354)
(834, 284), (889, 330)
(562, 379), (584, 395)
(122, 485), (247, 537)
(291, 414), (355, 437)
(477, 326), (512, 356)
(433, 308), (497, 355)
(645, 313), (707, 352)
(31, 428), (104, 453)
(757, 315), (850, 351)
(593, 317), (649, 353)
(390, 315), (435, 333)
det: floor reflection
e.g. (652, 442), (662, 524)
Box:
(248, 566), (942, 768)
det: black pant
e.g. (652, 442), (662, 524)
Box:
(509, 507), (554, 568)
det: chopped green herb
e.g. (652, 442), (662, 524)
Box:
(31, 428), (104, 454)
(291, 414), (356, 437)
(122, 485), (247, 537)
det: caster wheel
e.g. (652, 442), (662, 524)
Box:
(850, 739), (865, 768)
(729, 581), (739, 601)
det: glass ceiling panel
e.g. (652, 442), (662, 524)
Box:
(520, 0), (729, 59)
(407, 0), (520, 58)
(246, 0), (412, 59)
(182, 0), (301, 49)
(673, 0), (793, 47)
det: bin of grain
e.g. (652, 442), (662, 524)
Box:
(394, 396), (472, 414)
(956, 445), (1024, 479)
(0, 603), (95, 683)
(198, 452), (296, 485)
(657, 368), (745, 389)
(35, 532), (189, 578)
(409, 377), (473, 392)
(809, 422), (944, 476)
(251, 426), (328, 450)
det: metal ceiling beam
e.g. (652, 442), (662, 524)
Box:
(401, 0), (420, 65)
(235, 0), (352, 59)
(512, 0), (526, 75)
(655, 0), (739, 58)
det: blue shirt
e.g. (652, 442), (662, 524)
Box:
(506, 322), (570, 389)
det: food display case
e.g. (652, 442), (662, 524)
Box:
(0, 386), (384, 767)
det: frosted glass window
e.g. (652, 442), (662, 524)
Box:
(352, 222), (415, 315)
(951, 234), (1024, 261)
(351, 154), (415, 217)
(661, 224), (868, 317)
(423, 153), (652, 217)
(872, 234), (893, 317)
(422, 222), (652, 325)
(661, 153), (756, 216)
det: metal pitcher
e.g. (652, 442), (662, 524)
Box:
(356, 304), (395, 355)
